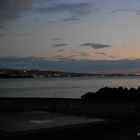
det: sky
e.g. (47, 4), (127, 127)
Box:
(0, 0), (140, 73)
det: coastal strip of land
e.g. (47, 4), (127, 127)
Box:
(1, 87), (140, 139)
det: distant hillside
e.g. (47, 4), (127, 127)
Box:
(0, 69), (139, 78)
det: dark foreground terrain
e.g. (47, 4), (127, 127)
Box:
(1, 87), (140, 140)
(1, 119), (140, 140)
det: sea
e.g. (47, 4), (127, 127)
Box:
(0, 76), (140, 98)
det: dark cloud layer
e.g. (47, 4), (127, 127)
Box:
(96, 52), (107, 56)
(35, 2), (96, 21)
(79, 52), (89, 56)
(1, 56), (140, 73)
(52, 43), (69, 47)
(53, 38), (62, 41)
(136, 10), (140, 15)
(58, 49), (64, 52)
(54, 54), (79, 60)
(0, 32), (31, 38)
(0, 33), (9, 38)
(96, 52), (116, 59)
(111, 9), (133, 13)
(0, 0), (32, 30)
(60, 17), (81, 22)
(80, 42), (111, 49)
(111, 8), (140, 15)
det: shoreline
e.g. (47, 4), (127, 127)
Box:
(1, 97), (140, 139)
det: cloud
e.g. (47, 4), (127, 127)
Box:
(0, 33), (10, 38)
(0, 32), (31, 38)
(96, 52), (107, 56)
(54, 52), (89, 59)
(58, 49), (64, 52)
(111, 9), (134, 13)
(67, 54), (79, 58)
(79, 52), (89, 56)
(80, 42), (112, 49)
(54, 54), (79, 60)
(96, 52), (116, 59)
(13, 33), (32, 37)
(54, 55), (64, 58)
(52, 43), (69, 48)
(0, 0), (32, 30)
(34, 2), (97, 21)
(108, 55), (116, 59)
(136, 10), (140, 15)
(53, 38), (62, 41)
(1, 56), (140, 73)
(111, 8), (140, 16)
(60, 17), (81, 22)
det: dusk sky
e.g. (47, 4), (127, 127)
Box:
(0, 0), (140, 73)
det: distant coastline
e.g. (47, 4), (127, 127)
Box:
(0, 69), (140, 79)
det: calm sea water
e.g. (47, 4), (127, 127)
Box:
(0, 77), (140, 98)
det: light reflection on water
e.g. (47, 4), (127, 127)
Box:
(0, 77), (140, 98)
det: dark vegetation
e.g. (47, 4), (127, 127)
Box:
(81, 86), (140, 100)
